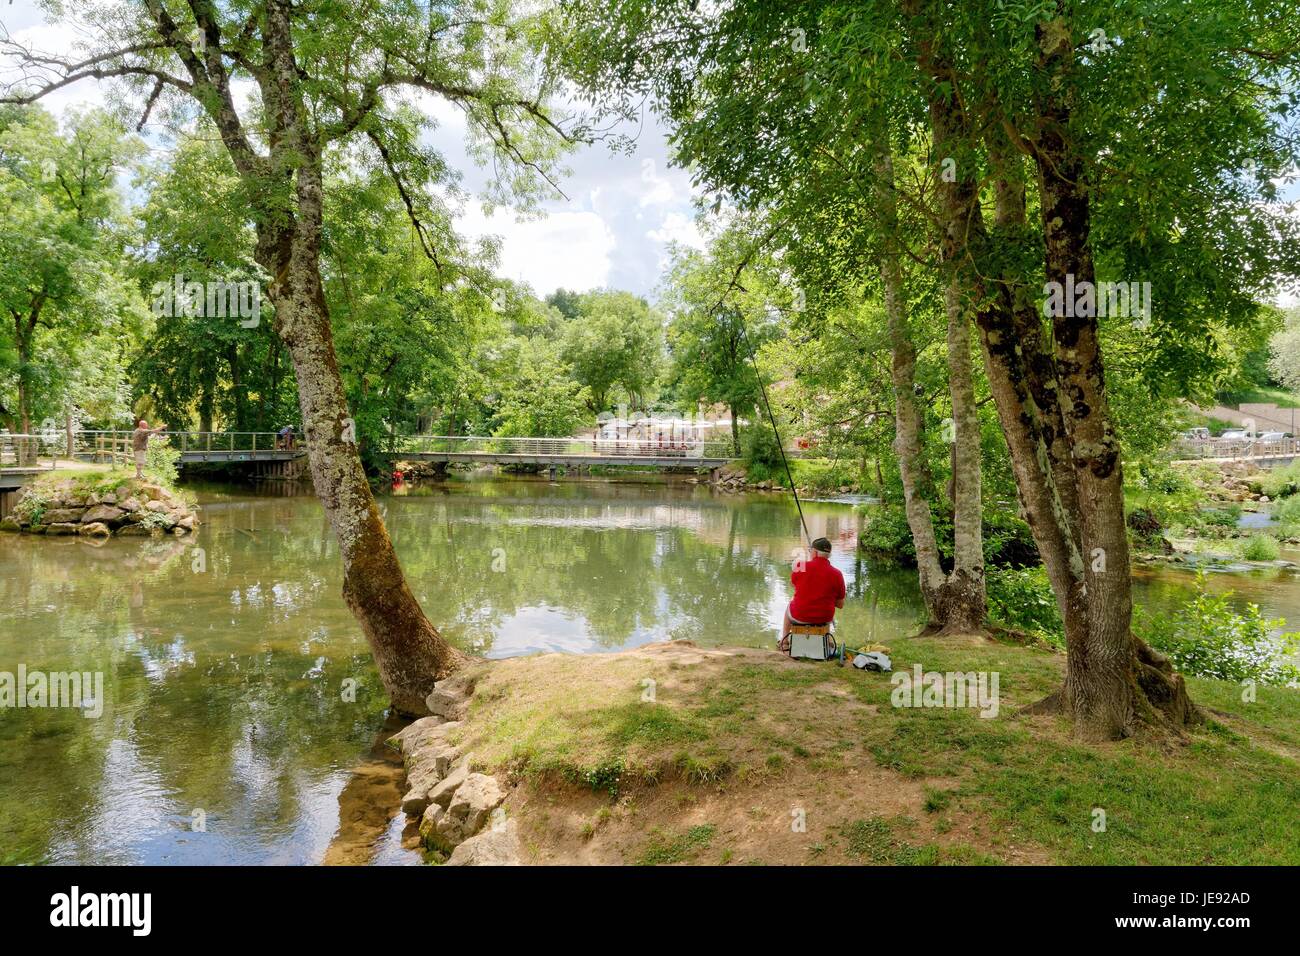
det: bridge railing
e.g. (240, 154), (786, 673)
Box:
(390, 435), (742, 459)
(1174, 437), (1300, 460)
(69, 430), (297, 460)
(0, 433), (60, 469)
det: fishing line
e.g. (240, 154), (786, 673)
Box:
(735, 315), (811, 546)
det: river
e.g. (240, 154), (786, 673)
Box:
(1, 475), (1296, 864)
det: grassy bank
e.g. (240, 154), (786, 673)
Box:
(437, 637), (1300, 865)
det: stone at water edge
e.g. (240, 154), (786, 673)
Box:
(82, 504), (126, 526)
(445, 818), (521, 866)
(427, 759), (470, 810)
(435, 773), (505, 847)
(45, 523), (79, 536)
(400, 763), (443, 817)
(405, 737), (461, 776)
(43, 508), (86, 524)
(388, 716), (458, 754)
(419, 803), (445, 845)
(79, 522), (111, 538)
(424, 685), (471, 721)
(400, 741), (463, 815)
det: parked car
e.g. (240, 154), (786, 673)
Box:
(1258, 431), (1290, 443)
(1183, 427), (1210, 441)
(1218, 428), (1254, 441)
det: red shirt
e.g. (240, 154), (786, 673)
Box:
(789, 553), (846, 624)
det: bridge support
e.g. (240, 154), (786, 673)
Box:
(253, 456), (308, 481)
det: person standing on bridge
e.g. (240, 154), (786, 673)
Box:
(132, 419), (167, 479)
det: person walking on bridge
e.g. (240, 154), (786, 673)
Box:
(132, 419), (167, 479)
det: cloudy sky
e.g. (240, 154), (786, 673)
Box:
(0, 3), (704, 301)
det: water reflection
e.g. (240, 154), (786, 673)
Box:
(11, 474), (1276, 865)
(0, 476), (921, 865)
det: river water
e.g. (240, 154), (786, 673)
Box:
(1, 475), (1296, 864)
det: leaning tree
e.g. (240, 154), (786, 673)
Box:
(2, 0), (582, 714)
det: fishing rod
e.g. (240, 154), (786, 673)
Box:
(735, 315), (811, 547)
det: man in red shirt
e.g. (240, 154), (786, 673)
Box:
(780, 536), (846, 651)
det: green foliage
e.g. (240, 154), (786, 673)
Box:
(788, 458), (860, 493)
(986, 566), (1064, 646)
(557, 290), (664, 411)
(661, 232), (781, 454)
(1137, 574), (1300, 686)
(858, 505), (919, 565)
(860, 503), (1038, 569)
(1239, 534), (1281, 562)
(1197, 505), (1242, 538)
(1126, 462), (1206, 531)
(0, 105), (145, 432)
(492, 345), (593, 438)
(145, 437), (182, 487)
(12, 487), (52, 526)
(1265, 306), (1300, 394)
(741, 422), (783, 472)
(1256, 461), (1300, 500)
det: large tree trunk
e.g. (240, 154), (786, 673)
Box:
(1031, 16), (1196, 737)
(910, 0), (1197, 737)
(874, 144), (985, 633)
(264, 162), (465, 713)
(941, 277), (986, 632)
(251, 6), (464, 714)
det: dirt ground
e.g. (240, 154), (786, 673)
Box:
(456, 641), (1054, 865)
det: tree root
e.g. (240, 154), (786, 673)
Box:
(1020, 636), (1201, 739)
(1132, 636), (1202, 730)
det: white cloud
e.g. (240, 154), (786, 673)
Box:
(647, 211), (704, 250)
(457, 204), (615, 294)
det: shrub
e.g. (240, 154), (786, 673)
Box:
(13, 487), (52, 526)
(1256, 460), (1300, 500)
(1137, 573), (1300, 686)
(859, 503), (1038, 568)
(983, 510), (1038, 566)
(986, 566), (1063, 646)
(741, 423), (783, 472)
(788, 458), (858, 493)
(1239, 533), (1281, 562)
(1126, 506), (1163, 541)
(145, 436), (182, 487)
(858, 504), (921, 565)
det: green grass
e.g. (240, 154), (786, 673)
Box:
(1239, 533), (1281, 561)
(454, 634), (1300, 865)
(638, 824), (717, 865)
(1215, 385), (1300, 410)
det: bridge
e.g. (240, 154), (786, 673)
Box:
(386, 435), (738, 470)
(0, 429), (740, 502)
(1172, 436), (1300, 469)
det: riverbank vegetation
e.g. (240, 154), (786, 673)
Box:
(4, 0), (1300, 740)
(437, 640), (1300, 865)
